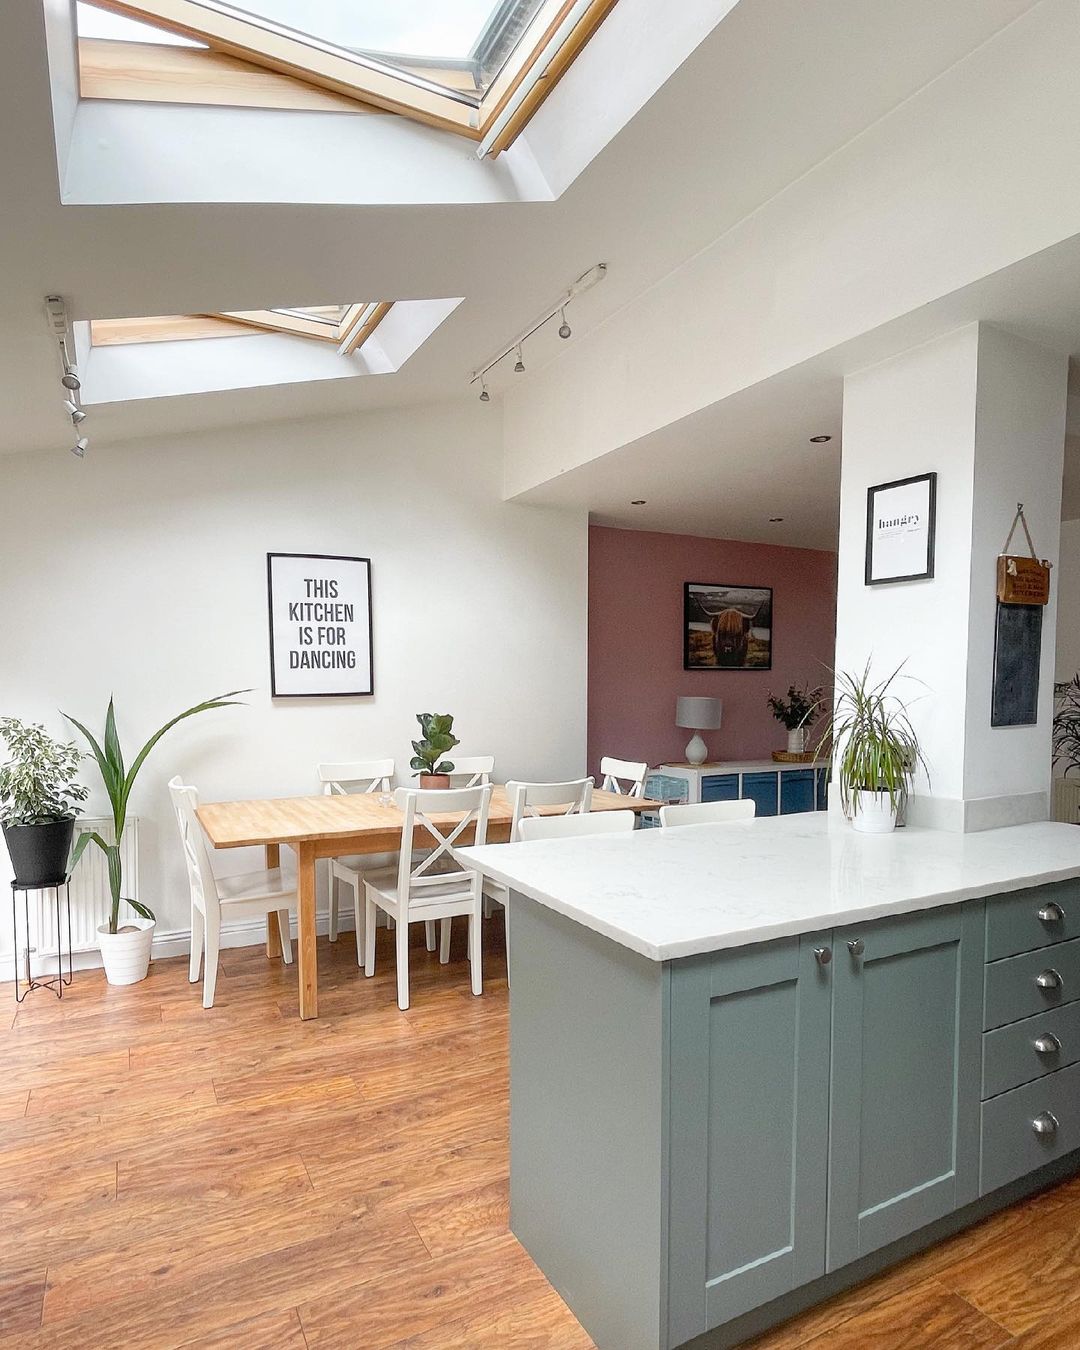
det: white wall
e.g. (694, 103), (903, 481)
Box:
(0, 400), (587, 946)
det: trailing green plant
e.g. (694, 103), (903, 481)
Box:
(766, 684), (823, 731)
(410, 713), (459, 777)
(1053, 674), (1080, 776)
(815, 660), (927, 818)
(0, 719), (88, 826)
(66, 691), (248, 934)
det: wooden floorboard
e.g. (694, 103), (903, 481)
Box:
(0, 922), (1077, 1348)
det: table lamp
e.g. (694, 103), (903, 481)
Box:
(676, 696), (723, 766)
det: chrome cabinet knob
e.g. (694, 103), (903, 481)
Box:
(814, 946), (832, 966)
(1032, 1111), (1059, 1137)
(1038, 901), (1065, 924)
(1036, 968), (1063, 991)
(1034, 1033), (1062, 1056)
(847, 938), (865, 958)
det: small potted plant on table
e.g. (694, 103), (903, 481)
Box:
(821, 661), (926, 834)
(767, 684), (823, 756)
(0, 720), (88, 887)
(410, 713), (459, 788)
(67, 690), (245, 985)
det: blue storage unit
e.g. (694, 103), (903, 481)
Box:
(701, 773), (740, 803)
(742, 772), (779, 816)
(816, 766), (830, 811)
(780, 769), (816, 815)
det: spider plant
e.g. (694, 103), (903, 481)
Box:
(1053, 675), (1080, 777)
(66, 691), (247, 934)
(816, 660), (927, 819)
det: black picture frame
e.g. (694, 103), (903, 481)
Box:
(865, 471), (937, 585)
(683, 581), (773, 671)
(267, 552), (374, 698)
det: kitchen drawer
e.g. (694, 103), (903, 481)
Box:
(982, 1001), (1080, 1099)
(986, 880), (1080, 960)
(984, 937), (1080, 1030)
(980, 1060), (1080, 1194)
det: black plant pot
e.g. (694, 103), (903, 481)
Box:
(2, 819), (75, 888)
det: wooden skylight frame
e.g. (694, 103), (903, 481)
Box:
(78, 0), (619, 153)
(90, 303), (391, 349)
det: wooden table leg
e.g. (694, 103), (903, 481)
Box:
(297, 841), (318, 1020)
(265, 844), (282, 959)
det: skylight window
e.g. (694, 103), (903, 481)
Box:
(90, 303), (391, 355)
(77, 0), (618, 153)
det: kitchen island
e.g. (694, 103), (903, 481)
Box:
(460, 814), (1080, 1350)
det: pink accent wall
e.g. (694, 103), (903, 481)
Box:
(588, 525), (838, 775)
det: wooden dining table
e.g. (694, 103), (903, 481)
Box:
(196, 786), (659, 1019)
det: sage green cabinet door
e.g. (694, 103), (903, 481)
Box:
(667, 933), (833, 1346)
(826, 904), (983, 1271)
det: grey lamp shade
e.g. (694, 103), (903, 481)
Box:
(676, 696), (723, 730)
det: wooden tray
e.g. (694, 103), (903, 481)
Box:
(771, 750), (819, 763)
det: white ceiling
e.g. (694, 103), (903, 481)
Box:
(2, 0), (1072, 549)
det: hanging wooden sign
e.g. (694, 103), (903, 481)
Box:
(997, 504), (1051, 606)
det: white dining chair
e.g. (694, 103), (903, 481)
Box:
(445, 755), (495, 787)
(483, 777), (594, 982)
(363, 785), (492, 1011)
(168, 777), (296, 1009)
(517, 809), (636, 841)
(659, 799), (757, 827)
(317, 759), (395, 952)
(600, 756), (649, 798)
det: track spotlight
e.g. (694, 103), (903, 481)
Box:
(558, 308), (571, 339)
(61, 367), (81, 391)
(514, 345), (525, 373)
(70, 437), (88, 458)
(479, 377), (490, 403)
(71, 408), (88, 426)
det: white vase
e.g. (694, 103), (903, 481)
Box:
(98, 919), (155, 985)
(851, 789), (897, 834)
(786, 727), (807, 755)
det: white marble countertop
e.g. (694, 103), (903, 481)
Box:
(459, 814), (1080, 961)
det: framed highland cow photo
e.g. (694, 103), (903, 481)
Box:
(684, 583), (773, 671)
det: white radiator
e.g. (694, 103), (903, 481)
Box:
(0, 817), (139, 968)
(1051, 778), (1080, 825)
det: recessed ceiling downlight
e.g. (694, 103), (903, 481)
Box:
(769, 516), (784, 523)
(809, 434), (832, 443)
(631, 499), (646, 506)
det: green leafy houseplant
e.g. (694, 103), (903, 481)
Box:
(410, 713), (459, 779)
(67, 691), (247, 934)
(766, 684), (823, 731)
(0, 720), (89, 887)
(0, 719), (87, 826)
(816, 661), (927, 824)
(1053, 675), (1080, 778)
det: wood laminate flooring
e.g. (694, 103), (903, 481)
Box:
(0, 923), (1077, 1348)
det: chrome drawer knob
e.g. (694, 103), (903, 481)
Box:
(1036, 969), (1063, 991)
(814, 946), (832, 966)
(1038, 901), (1065, 924)
(1034, 1033), (1062, 1056)
(847, 939), (865, 958)
(1032, 1111), (1059, 1137)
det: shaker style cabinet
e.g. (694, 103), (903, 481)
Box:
(666, 904), (983, 1344)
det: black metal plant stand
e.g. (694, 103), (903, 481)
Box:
(10, 877), (73, 1003)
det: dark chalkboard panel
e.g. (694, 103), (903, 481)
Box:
(991, 602), (1042, 727)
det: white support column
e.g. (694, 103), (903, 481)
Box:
(835, 323), (1068, 832)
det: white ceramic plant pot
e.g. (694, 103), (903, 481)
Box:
(98, 919), (155, 985)
(786, 727), (807, 755)
(851, 789), (897, 834)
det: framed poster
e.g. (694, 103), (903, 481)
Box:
(865, 472), (937, 585)
(684, 583), (772, 670)
(267, 552), (373, 697)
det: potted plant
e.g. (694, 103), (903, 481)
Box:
(410, 713), (459, 789)
(0, 720), (89, 887)
(818, 661), (926, 834)
(67, 690), (246, 985)
(766, 684), (823, 754)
